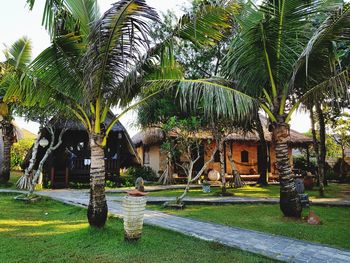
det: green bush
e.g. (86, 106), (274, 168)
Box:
(117, 166), (157, 187)
(293, 155), (317, 174)
(11, 139), (34, 170)
(124, 166), (158, 182)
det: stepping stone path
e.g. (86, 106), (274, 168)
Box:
(2, 189), (350, 262)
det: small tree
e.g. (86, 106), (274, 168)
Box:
(328, 112), (350, 180)
(163, 117), (218, 204)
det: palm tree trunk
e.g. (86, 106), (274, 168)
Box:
(272, 122), (302, 217)
(309, 106), (319, 170)
(87, 134), (108, 228)
(315, 104), (325, 197)
(256, 116), (268, 186)
(0, 122), (14, 182)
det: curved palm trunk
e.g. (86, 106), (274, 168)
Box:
(315, 104), (325, 196)
(272, 122), (302, 217)
(0, 123), (14, 182)
(87, 134), (108, 228)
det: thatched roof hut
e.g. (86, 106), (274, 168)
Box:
(48, 111), (139, 160)
(25, 111), (139, 188)
(132, 126), (313, 148)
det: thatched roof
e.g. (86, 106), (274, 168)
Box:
(48, 111), (126, 132)
(43, 111), (139, 162)
(133, 125), (313, 148)
(132, 128), (165, 147)
(225, 128), (313, 146)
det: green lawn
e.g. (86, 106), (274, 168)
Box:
(148, 203), (350, 250)
(0, 193), (276, 263)
(108, 183), (350, 199)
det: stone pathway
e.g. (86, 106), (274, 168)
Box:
(2, 189), (350, 263)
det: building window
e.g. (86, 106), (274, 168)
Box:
(144, 147), (150, 164)
(241, 150), (249, 163)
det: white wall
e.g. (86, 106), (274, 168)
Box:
(145, 146), (160, 173)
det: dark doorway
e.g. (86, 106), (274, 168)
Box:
(193, 144), (205, 176)
(257, 144), (270, 173)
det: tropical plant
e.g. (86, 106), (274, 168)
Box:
(224, 1), (350, 217)
(162, 116), (218, 203)
(11, 0), (234, 226)
(327, 112), (350, 180)
(0, 37), (32, 182)
(11, 138), (35, 170)
(150, 1), (350, 217)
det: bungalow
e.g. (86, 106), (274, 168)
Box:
(24, 112), (139, 188)
(132, 124), (313, 181)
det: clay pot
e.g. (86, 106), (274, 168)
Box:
(208, 170), (220, 181)
(122, 195), (147, 241)
(304, 172), (314, 190)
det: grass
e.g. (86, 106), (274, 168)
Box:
(148, 203), (350, 250)
(0, 193), (276, 263)
(108, 183), (350, 199)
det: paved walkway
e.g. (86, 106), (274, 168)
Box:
(2, 189), (350, 263)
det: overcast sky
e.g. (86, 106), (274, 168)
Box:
(0, 0), (310, 135)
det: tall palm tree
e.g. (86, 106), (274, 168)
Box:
(224, 1), (350, 217)
(153, 1), (350, 217)
(10, 0), (234, 226)
(0, 37), (32, 182)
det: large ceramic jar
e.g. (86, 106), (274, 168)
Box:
(208, 169), (220, 181)
(122, 195), (147, 241)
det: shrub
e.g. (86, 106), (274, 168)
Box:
(293, 155), (317, 174)
(11, 139), (34, 170)
(118, 166), (157, 187)
(124, 166), (158, 182)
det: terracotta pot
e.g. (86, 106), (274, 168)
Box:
(304, 176), (314, 190)
(208, 170), (220, 181)
(122, 195), (147, 241)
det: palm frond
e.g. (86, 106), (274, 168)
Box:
(29, 33), (84, 101)
(83, 0), (159, 103)
(223, 0), (324, 99)
(287, 69), (350, 122)
(63, 0), (100, 38)
(291, 3), (350, 89)
(174, 1), (238, 48)
(145, 78), (258, 124)
(5, 37), (32, 70)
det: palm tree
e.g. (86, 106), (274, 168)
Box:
(0, 37), (32, 182)
(11, 0), (234, 226)
(154, 1), (350, 217)
(224, 1), (350, 217)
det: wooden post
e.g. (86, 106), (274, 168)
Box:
(306, 146), (310, 171)
(65, 167), (69, 188)
(116, 132), (122, 184)
(50, 167), (55, 189)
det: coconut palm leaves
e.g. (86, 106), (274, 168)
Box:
(83, 0), (158, 104)
(0, 37), (33, 182)
(292, 3), (350, 104)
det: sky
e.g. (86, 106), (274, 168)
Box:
(0, 0), (310, 136)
